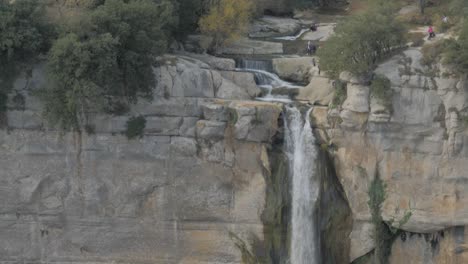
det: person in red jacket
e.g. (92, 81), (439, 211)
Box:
(428, 25), (436, 39)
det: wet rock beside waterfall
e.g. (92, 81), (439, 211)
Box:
(229, 101), (282, 142)
(296, 76), (334, 105)
(216, 78), (252, 100)
(155, 55), (259, 100)
(219, 71), (261, 98)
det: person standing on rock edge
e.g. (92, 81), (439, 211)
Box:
(307, 41), (317, 56)
(443, 15), (448, 23)
(428, 25), (436, 40)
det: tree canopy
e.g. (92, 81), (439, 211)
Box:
(199, 0), (254, 51)
(317, 5), (406, 78)
(41, 0), (175, 130)
(0, 0), (52, 110)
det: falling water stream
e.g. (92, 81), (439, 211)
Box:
(235, 58), (301, 102)
(236, 53), (319, 263)
(284, 106), (319, 264)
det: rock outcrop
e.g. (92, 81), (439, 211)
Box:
(311, 46), (468, 262)
(0, 54), (283, 263)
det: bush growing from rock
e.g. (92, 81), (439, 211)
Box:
(330, 80), (347, 109)
(370, 75), (393, 108)
(125, 115), (146, 139)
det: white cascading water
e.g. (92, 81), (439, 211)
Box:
(275, 28), (310, 41)
(235, 58), (302, 103)
(284, 106), (319, 264)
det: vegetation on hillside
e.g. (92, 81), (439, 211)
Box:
(199, 0), (254, 52)
(317, 3), (406, 79)
(0, 0), (52, 110)
(39, 0), (175, 130)
(1, 0), (468, 131)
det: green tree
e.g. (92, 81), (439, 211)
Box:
(42, 33), (119, 130)
(443, 20), (468, 73)
(317, 5), (406, 78)
(199, 0), (254, 52)
(41, 0), (175, 130)
(0, 0), (52, 110)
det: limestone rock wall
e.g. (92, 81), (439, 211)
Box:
(312, 47), (468, 262)
(0, 54), (282, 263)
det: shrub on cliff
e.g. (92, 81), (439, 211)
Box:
(199, 0), (254, 52)
(370, 75), (393, 108)
(317, 5), (406, 78)
(41, 0), (175, 130)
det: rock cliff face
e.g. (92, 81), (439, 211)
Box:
(311, 47), (468, 263)
(0, 54), (285, 263)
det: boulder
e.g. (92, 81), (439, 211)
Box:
(228, 101), (282, 142)
(219, 71), (261, 98)
(249, 16), (302, 38)
(272, 57), (315, 82)
(216, 78), (252, 100)
(296, 76), (334, 105)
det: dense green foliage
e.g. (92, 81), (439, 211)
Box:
(41, 0), (174, 130)
(330, 80), (347, 109)
(442, 20), (468, 73)
(317, 5), (406, 78)
(0, 0), (52, 110)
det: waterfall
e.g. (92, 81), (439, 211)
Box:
(284, 106), (319, 264)
(235, 58), (273, 72)
(274, 28), (310, 41)
(235, 58), (301, 103)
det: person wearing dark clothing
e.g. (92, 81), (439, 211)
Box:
(310, 23), (317, 31)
